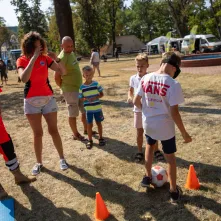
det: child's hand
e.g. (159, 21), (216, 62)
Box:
(127, 97), (133, 104)
(87, 96), (98, 102)
(182, 132), (192, 143)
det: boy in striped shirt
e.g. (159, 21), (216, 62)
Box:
(79, 66), (105, 149)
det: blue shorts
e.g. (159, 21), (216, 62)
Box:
(86, 111), (104, 124)
(145, 134), (176, 154)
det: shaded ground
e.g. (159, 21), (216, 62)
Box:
(0, 57), (221, 221)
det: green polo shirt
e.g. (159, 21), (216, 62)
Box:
(58, 50), (82, 92)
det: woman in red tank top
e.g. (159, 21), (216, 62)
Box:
(17, 32), (68, 176)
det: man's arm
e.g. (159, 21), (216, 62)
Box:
(170, 105), (192, 143)
(133, 94), (142, 110)
(54, 72), (62, 87)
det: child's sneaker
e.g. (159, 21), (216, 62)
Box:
(60, 159), (69, 170)
(32, 163), (43, 176)
(140, 176), (152, 187)
(169, 186), (183, 203)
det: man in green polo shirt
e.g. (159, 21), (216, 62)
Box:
(55, 36), (87, 141)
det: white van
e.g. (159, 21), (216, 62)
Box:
(181, 34), (221, 53)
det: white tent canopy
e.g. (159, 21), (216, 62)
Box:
(146, 36), (181, 54)
(147, 36), (168, 46)
(147, 36), (178, 46)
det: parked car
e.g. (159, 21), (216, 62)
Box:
(8, 49), (22, 70)
(181, 34), (221, 53)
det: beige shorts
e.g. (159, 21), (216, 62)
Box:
(134, 112), (143, 129)
(63, 91), (85, 117)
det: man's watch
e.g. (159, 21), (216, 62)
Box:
(56, 58), (61, 63)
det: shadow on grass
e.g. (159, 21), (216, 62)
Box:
(42, 165), (220, 221)
(100, 75), (120, 78)
(93, 136), (221, 185)
(0, 90), (24, 120)
(102, 99), (131, 108)
(15, 184), (91, 221)
(180, 106), (221, 115)
(176, 157), (221, 185)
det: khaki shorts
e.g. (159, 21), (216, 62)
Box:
(134, 112), (143, 129)
(63, 91), (85, 117)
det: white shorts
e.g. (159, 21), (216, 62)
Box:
(24, 96), (58, 115)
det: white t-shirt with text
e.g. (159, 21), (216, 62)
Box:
(136, 72), (184, 140)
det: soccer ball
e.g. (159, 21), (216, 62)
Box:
(151, 165), (168, 187)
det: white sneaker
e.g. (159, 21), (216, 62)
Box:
(60, 159), (68, 170)
(32, 163), (43, 176)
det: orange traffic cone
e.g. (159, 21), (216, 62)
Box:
(185, 164), (200, 190)
(94, 192), (110, 221)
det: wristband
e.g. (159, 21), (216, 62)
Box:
(56, 58), (61, 63)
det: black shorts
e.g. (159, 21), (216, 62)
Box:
(145, 134), (176, 154)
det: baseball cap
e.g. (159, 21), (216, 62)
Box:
(161, 52), (181, 79)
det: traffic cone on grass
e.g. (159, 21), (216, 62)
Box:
(185, 164), (200, 190)
(94, 192), (110, 221)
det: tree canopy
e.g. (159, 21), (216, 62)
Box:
(5, 0), (221, 55)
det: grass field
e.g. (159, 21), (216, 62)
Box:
(0, 57), (221, 221)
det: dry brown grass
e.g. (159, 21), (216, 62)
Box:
(0, 57), (221, 221)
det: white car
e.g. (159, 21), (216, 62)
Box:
(181, 34), (221, 53)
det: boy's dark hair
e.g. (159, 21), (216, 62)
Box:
(161, 52), (181, 67)
(82, 65), (93, 72)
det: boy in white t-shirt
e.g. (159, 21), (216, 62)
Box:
(127, 53), (164, 162)
(134, 52), (192, 202)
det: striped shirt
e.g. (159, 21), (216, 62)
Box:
(79, 81), (103, 112)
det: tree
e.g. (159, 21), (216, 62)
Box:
(164, 0), (190, 37)
(53, 0), (75, 45)
(104, 0), (124, 55)
(0, 19), (11, 59)
(45, 7), (60, 52)
(0, 17), (6, 27)
(72, 0), (109, 52)
(10, 0), (48, 38)
(116, 1), (174, 42)
(209, 0), (221, 38)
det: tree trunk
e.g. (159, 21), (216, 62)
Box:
(53, 0), (75, 45)
(166, 0), (189, 37)
(112, 1), (116, 57)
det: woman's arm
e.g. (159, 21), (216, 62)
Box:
(18, 47), (41, 83)
(90, 53), (94, 64)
